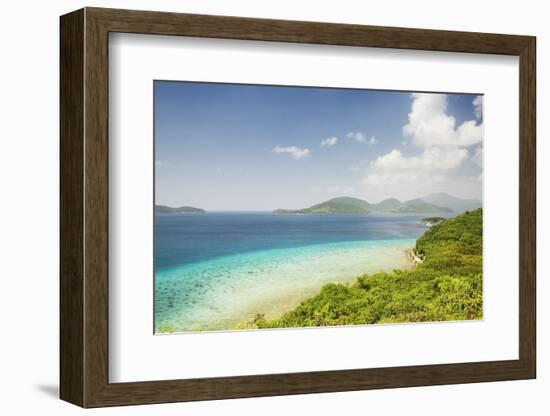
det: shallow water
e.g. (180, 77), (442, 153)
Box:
(154, 213), (431, 332)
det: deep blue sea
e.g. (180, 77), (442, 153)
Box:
(154, 213), (437, 332)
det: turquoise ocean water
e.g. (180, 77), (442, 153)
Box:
(155, 213), (430, 332)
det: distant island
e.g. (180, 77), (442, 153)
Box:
(274, 193), (481, 215)
(420, 217), (445, 226)
(420, 192), (482, 214)
(155, 205), (206, 214)
(275, 196), (456, 215)
(274, 197), (372, 214)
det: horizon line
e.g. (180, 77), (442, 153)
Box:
(155, 192), (483, 211)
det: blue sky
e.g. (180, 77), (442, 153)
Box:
(155, 81), (483, 211)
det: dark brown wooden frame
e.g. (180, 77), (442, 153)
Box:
(60, 7), (536, 408)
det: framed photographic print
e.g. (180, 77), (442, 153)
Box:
(60, 7), (536, 407)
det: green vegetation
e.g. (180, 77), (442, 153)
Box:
(420, 217), (445, 226)
(274, 196), (453, 215)
(374, 197), (403, 212)
(256, 209), (482, 328)
(155, 205), (206, 214)
(274, 197), (370, 214)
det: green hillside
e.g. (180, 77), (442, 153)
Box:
(374, 198), (402, 212)
(255, 209), (483, 328)
(274, 196), (452, 214)
(274, 197), (370, 214)
(155, 205), (206, 214)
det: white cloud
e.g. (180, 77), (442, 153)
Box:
(473, 95), (483, 120)
(403, 93), (482, 148)
(347, 131), (376, 145)
(272, 145), (311, 159)
(362, 93), (483, 200)
(347, 131), (367, 143)
(365, 147), (468, 185)
(320, 136), (338, 147)
(472, 145), (483, 167)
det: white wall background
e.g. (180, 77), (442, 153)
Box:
(0, 0), (545, 414)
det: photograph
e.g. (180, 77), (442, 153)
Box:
(153, 81), (484, 334)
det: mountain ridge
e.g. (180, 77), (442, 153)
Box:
(421, 192), (482, 213)
(274, 194), (480, 215)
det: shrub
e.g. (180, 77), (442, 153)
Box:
(257, 209), (483, 328)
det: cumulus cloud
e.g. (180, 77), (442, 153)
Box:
(347, 131), (377, 145)
(347, 131), (367, 143)
(320, 136), (338, 147)
(363, 93), (483, 199)
(473, 95), (483, 120)
(402, 93), (483, 148)
(365, 147), (468, 185)
(471, 145), (483, 167)
(272, 145), (311, 159)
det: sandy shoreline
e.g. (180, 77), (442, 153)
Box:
(156, 239), (416, 333)
(233, 245), (416, 330)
